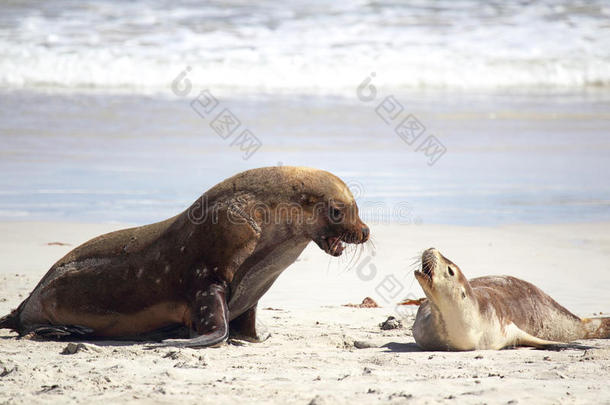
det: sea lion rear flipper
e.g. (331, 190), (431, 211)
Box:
(511, 325), (564, 349)
(0, 311), (19, 332)
(147, 283), (229, 349)
(581, 317), (610, 339)
(28, 324), (94, 339)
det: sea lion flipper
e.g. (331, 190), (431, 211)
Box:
(229, 304), (270, 343)
(154, 328), (228, 348)
(511, 324), (563, 349)
(514, 324), (596, 351)
(0, 311), (19, 332)
(28, 324), (94, 339)
(148, 283), (229, 349)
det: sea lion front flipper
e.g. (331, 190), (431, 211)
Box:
(148, 283), (229, 349)
(229, 304), (270, 343)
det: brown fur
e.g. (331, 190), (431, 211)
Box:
(1, 167), (369, 346)
(469, 276), (585, 342)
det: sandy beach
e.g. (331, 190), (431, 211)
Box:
(1, 221), (608, 404)
(2, 1), (610, 403)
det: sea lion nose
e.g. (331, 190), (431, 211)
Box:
(422, 248), (439, 262)
(361, 226), (370, 242)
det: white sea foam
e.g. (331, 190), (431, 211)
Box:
(0, 0), (609, 94)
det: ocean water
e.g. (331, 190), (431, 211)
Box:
(1, 90), (609, 225)
(0, 1), (609, 225)
(1, 0), (609, 93)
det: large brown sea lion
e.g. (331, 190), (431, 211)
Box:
(0, 166), (370, 348)
(413, 248), (609, 350)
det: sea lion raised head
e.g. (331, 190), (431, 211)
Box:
(413, 248), (480, 350)
(0, 166), (370, 348)
(413, 248), (610, 351)
(414, 248), (473, 305)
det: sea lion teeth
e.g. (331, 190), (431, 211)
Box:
(412, 248), (610, 351)
(324, 236), (345, 256)
(0, 166), (370, 348)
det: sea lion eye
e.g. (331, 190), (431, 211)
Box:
(329, 206), (343, 222)
(448, 267), (455, 276)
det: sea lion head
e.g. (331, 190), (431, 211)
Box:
(414, 248), (474, 308)
(211, 166), (370, 257)
(289, 168), (370, 257)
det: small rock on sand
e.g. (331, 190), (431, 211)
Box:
(61, 343), (87, 355)
(379, 316), (403, 330)
(354, 340), (379, 349)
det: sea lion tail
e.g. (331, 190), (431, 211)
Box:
(0, 310), (19, 332)
(581, 317), (610, 339)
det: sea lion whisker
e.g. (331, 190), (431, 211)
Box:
(343, 243), (360, 272)
(345, 243), (362, 272)
(349, 241), (372, 270)
(342, 239), (365, 273)
(354, 243), (365, 269)
(367, 237), (376, 251)
(409, 257), (421, 270)
(329, 235), (341, 252)
(342, 244), (355, 271)
(338, 246), (356, 275)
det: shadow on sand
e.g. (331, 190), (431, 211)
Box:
(381, 342), (423, 352)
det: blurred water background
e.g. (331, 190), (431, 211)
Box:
(1, 0), (609, 225)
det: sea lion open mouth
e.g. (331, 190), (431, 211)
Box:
(414, 250), (435, 284)
(316, 235), (346, 257)
(414, 269), (432, 284)
(421, 258), (434, 278)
